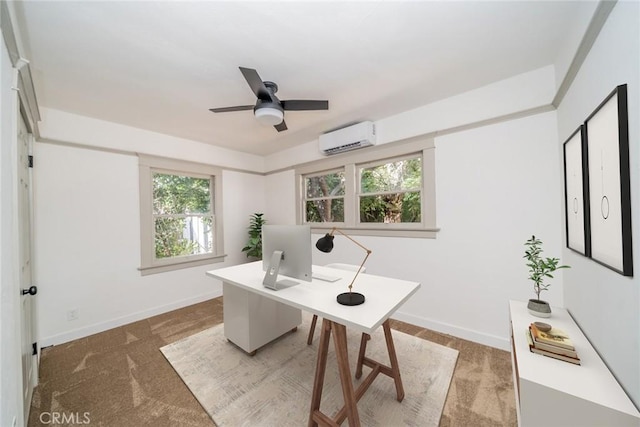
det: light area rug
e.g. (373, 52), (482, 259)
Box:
(161, 314), (458, 426)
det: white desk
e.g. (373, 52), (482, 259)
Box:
(206, 261), (420, 427)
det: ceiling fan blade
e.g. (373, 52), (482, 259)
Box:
(274, 120), (288, 132)
(209, 105), (254, 113)
(281, 100), (329, 111)
(239, 67), (273, 101)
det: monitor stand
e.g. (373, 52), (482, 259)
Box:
(263, 251), (299, 290)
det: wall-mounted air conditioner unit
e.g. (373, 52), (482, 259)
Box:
(319, 121), (376, 155)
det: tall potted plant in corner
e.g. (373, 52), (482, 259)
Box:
(242, 213), (266, 260)
(523, 235), (569, 317)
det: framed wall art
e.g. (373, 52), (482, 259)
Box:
(584, 84), (633, 276)
(563, 125), (590, 256)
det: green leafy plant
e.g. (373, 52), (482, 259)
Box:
(524, 235), (570, 301)
(242, 213), (266, 259)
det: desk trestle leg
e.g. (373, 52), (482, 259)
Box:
(383, 320), (405, 401)
(308, 319), (405, 427)
(355, 333), (370, 379)
(308, 319), (335, 427)
(354, 320), (404, 402)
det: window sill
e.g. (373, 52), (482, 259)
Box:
(309, 226), (440, 239)
(139, 254), (227, 276)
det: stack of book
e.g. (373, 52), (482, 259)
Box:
(526, 323), (580, 365)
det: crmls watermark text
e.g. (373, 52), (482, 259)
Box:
(39, 412), (91, 425)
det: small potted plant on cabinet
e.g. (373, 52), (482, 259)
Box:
(242, 213), (266, 260)
(523, 235), (569, 317)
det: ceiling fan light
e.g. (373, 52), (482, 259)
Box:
(255, 106), (284, 125)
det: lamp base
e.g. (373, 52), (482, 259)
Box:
(337, 292), (365, 306)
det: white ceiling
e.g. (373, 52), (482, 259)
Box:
(14, 1), (591, 156)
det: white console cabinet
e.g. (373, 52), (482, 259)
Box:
(509, 300), (640, 427)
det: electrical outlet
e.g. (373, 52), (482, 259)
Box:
(67, 308), (79, 321)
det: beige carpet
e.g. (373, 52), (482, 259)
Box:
(30, 298), (516, 426)
(161, 314), (459, 426)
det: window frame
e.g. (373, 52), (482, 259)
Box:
(138, 154), (225, 275)
(356, 153), (424, 229)
(295, 135), (438, 238)
(302, 167), (346, 225)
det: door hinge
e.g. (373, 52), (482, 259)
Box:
(28, 155), (34, 168)
(32, 342), (37, 356)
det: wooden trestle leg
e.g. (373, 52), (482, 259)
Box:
(307, 314), (318, 345)
(383, 320), (405, 401)
(332, 323), (360, 427)
(308, 318), (405, 427)
(355, 333), (370, 379)
(308, 319), (332, 427)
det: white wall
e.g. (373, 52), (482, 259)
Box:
(400, 111), (562, 345)
(264, 170), (297, 225)
(223, 169), (267, 257)
(0, 33), (23, 427)
(315, 112), (562, 349)
(33, 117), (266, 346)
(38, 108), (266, 173)
(374, 65), (555, 145)
(267, 69), (564, 349)
(264, 65), (556, 172)
(556, 0), (640, 407)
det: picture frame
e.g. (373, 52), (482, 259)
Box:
(584, 84), (633, 276)
(563, 125), (590, 256)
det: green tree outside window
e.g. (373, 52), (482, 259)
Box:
(153, 173), (214, 259)
(359, 157), (422, 223)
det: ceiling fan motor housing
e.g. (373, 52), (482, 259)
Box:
(262, 81), (278, 95)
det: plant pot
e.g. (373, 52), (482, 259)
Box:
(527, 299), (552, 318)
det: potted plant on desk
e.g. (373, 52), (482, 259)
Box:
(523, 235), (569, 317)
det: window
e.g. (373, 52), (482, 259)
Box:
(153, 172), (213, 259)
(359, 155), (422, 224)
(139, 155), (225, 275)
(303, 169), (345, 223)
(296, 136), (437, 238)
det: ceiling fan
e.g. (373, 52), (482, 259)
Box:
(209, 67), (329, 132)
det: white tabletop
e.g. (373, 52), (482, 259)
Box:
(206, 261), (421, 334)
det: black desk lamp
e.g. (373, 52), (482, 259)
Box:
(315, 228), (371, 306)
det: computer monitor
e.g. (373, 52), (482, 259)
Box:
(262, 225), (312, 290)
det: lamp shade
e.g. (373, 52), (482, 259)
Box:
(315, 233), (335, 253)
(254, 105), (284, 125)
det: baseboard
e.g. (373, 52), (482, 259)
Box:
(40, 291), (510, 351)
(391, 310), (510, 351)
(39, 290), (223, 347)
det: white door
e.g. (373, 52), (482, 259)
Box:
(18, 111), (36, 423)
